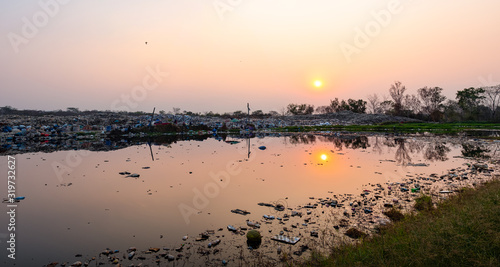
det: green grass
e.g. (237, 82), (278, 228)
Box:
(301, 179), (500, 267)
(414, 195), (433, 212)
(273, 122), (500, 135)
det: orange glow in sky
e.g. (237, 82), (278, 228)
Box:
(1, 1), (500, 112)
(314, 80), (323, 88)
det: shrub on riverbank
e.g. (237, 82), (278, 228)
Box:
(301, 179), (500, 266)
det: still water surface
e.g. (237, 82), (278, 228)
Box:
(0, 134), (490, 265)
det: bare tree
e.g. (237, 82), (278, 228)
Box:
(280, 107), (287, 116)
(367, 94), (381, 114)
(268, 110), (280, 117)
(316, 105), (333, 114)
(389, 81), (406, 116)
(418, 87), (446, 118)
(380, 100), (393, 114)
(172, 107), (181, 114)
(483, 84), (500, 119)
(404, 94), (421, 116)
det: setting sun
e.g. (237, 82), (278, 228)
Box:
(320, 154), (328, 161)
(314, 80), (323, 88)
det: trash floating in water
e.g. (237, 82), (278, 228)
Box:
(227, 225), (237, 232)
(439, 190), (454, 194)
(271, 235), (300, 245)
(258, 146), (266, 150)
(246, 220), (261, 228)
(225, 141), (240, 145)
(263, 215), (275, 220)
(119, 171), (131, 175)
(126, 173), (140, 178)
(407, 163), (429, 167)
(2, 197), (25, 203)
(208, 239), (220, 248)
(231, 209), (251, 215)
(275, 204), (285, 211)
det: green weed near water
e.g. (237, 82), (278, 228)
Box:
(299, 180), (500, 267)
(276, 122), (500, 135)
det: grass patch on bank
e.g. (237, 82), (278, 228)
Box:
(302, 179), (500, 267)
(276, 122), (500, 134)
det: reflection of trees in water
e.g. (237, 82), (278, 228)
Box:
(343, 136), (369, 149)
(461, 143), (490, 159)
(317, 135), (369, 150)
(288, 134), (317, 145)
(380, 137), (450, 165)
(394, 138), (412, 165)
(284, 134), (457, 165)
(406, 139), (426, 154)
(424, 142), (450, 161)
(372, 136), (383, 155)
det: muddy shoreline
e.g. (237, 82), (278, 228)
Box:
(37, 137), (500, 267)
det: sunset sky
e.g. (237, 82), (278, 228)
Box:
(1, 0), (500, 113)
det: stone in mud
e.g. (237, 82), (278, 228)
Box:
(246, 230), (262, 243)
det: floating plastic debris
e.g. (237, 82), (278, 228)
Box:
(271, 235), (300, 245)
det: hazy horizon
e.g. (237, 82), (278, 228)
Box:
(2, 0), (500, 113)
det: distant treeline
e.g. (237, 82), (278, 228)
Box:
(2, 81), (499, 122)
(287, 81), (500, 122)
